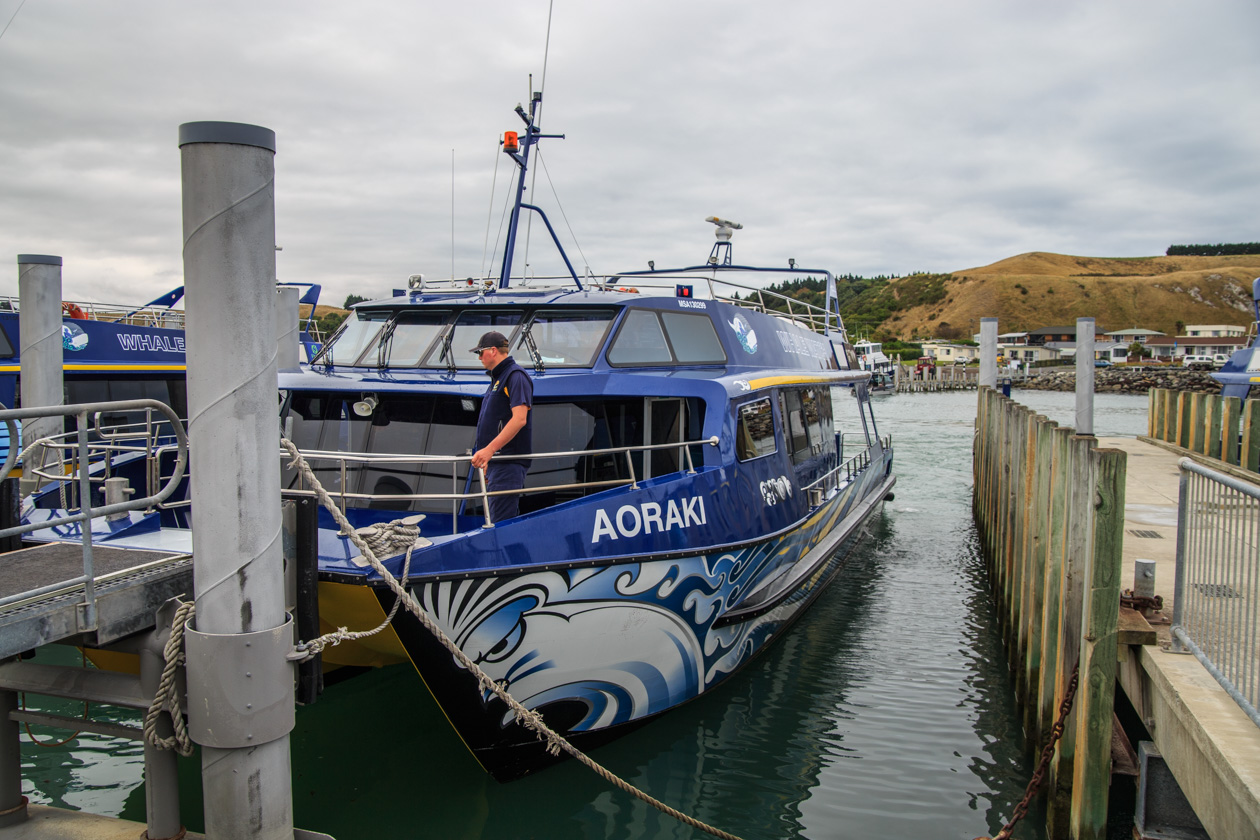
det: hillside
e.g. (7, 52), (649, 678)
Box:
(873, 253), (1260, 340)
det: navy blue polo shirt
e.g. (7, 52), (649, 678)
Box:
(475, 355), (533, 465)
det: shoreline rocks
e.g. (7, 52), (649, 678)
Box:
(1016, 368), (1220, 395)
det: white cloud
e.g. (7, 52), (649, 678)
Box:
(0, 0), (1257, 308)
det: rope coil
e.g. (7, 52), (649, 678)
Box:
(143, 599), (196, 756)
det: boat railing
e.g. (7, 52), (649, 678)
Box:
(0, 296), (187, 330)
(267, 435), (721, 532)
(593, 272), (846, 340)
(0, 400), (189, 625)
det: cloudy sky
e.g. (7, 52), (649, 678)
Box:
(1, 0), (1257, 309)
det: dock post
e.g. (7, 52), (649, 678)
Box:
(140, 639), (182, 839)
(179, 121), (294, 839)
(1075, 317), (1094, 437)
(980, 318), (998, 389)
(1069, 447), (1125, 840)
(0, 690), (24, 827)
(16, 255), (64, 497)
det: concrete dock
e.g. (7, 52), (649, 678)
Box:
(1100, 435), (1260, 840)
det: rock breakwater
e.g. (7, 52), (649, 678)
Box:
(1017, 368), (1220, 395)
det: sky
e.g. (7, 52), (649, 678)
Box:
(1, 0), (1257, 310)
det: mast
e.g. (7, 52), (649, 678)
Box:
(499, 91), (544, 289)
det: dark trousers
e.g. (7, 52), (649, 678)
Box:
(486, 462), (528, 523)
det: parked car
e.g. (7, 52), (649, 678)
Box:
(953, 357), (971, 365)
(1183, 355), (1216, 371)
(1094, 358), (1112, 368)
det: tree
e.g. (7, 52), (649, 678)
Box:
(344, 294), (368, 309)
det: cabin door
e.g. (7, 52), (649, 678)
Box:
(644, 397), (686, 478)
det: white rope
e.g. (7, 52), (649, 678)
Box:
(143, 599), (196, 756)
(278, 436), (743, 840)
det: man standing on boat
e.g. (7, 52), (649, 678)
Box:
(470, 331), (533, 522)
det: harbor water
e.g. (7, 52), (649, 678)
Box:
(18, 389), (1150, 839)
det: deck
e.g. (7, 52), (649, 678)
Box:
(1101, 435), (1260, 840)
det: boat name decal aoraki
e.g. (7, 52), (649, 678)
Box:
(591, 497), (707, 543)
(116, 333), (186, 353)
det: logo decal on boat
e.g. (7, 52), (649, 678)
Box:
(116, 333), (186, 353)
(62, 323), (88, 352)
(729, 315), (757, 354)
(591, 497), (707, 543)
(760, 475), (793, 506)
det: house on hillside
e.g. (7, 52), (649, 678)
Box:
(1027, 326), (1083, 346)
(1184, 324), (1247, 339)
(1105, 328), (1165, 345)
(1145, 333), (1247, 361)
(921, 341), (977, 363)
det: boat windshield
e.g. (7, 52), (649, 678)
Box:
(323, 310), (389, 366)
(320, 307), (620, 370)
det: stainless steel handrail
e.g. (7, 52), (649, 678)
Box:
(0, 399), (190, 632)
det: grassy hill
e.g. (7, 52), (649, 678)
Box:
(868, 253), (1260, 341)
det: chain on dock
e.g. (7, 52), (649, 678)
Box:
(974, 661), (1080, 840)
(278, 437), (746, 840)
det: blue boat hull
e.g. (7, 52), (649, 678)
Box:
(379, 458), (894, 780)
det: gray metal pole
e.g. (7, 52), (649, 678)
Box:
(275, 286), (300, 373)
(979, 317), (998, 389)
(140, 644), (182, 840)
(16, 255), (64, 497)
(1075, 316), (1095, 435)
(179, 121), (293, 840)
(0, 690), (24, 827)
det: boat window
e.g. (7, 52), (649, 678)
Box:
(660, 311), (726, 364)
(383, 311), (450, 367)
(282, 391), (479, 513)
(779, 389), (813, 464)
(322, 310), (390, 366)
(802, 388), (832, 451)
(423, 311), (523, 369)
(736, 397), (776, 461)
(607, 310), (672, 365)
(530, 310), (615, 367)
(0, 325), (13, 358)
(65, 378), (188, 435)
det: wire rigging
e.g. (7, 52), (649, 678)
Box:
(521, 0), (555, 277)
(0, 0), (29, 45)
(535, 148), (592, 276)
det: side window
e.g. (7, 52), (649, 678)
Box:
(660, 311), (726, 364)
(736, 397), (776, 460)
(607, 310), (672, 365)
(801, 388), (833, 454)
(779, 389), (814, 465)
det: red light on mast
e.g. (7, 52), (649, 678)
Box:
(503, 132), (519, 154)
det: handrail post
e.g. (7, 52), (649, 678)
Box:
(75, 410), (96, 630)
(478, 467), (494, 528)
(625, 451), (639, 490)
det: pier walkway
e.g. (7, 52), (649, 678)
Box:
(1100, 435), (1260, 840)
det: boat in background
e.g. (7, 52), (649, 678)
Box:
(20, 94), (895, 781)
(1213, 276), (1260, 399)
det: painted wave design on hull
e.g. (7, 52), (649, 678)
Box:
(412, 478), (870, 733)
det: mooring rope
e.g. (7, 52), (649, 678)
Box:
(13, 435), (71, 510)
(279, 437), (744, 840)
(143, 599), (196, 756)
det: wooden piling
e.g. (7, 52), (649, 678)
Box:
(972, 389), (1126, 840)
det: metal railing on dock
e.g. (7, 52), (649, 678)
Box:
(1172, 457), (1260, 727)
(973, 386), (1127, 840)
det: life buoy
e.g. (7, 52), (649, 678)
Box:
(61, 302), (86, 319)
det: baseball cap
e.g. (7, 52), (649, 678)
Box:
(470, 330), (510, 354)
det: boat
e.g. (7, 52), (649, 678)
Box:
(1213, 276), (1260, 399)
(21, 94), (895, 781)
(0, 283), (324, 463)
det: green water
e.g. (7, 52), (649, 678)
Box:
(19, 390), (1150, 838)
